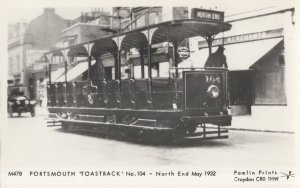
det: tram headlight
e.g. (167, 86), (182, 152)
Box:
(207, 85), (220, 99)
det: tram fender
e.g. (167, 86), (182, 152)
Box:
(182, 115), (231, 126)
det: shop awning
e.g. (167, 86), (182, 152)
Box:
(56, 60), (96, 82)
(51, 67), (65, 81)
(179, 38), (283, 70)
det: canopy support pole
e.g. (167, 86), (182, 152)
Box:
(113, 53), (118, 80)
(88, 56), (92, 80)
(117, 50), (121, 80)
(172, 41), (179, 78)
(64, 60), (67, 82)
(61, 49), (70, 82)
(147, 29), (153, 108)
(139, 48), (145, 78)
(47, 59), (52, 84)
(97, 56), (103, 80)
(207, 36), (213, 55)
(147, 45), (152, 79)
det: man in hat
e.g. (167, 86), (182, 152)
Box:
(204, 45), (228, 68)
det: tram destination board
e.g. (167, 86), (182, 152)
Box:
(191, 8), (224, 22)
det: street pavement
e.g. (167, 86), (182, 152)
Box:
(2, 113), (295, 169)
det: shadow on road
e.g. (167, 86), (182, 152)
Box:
(53, 128), (232, 148)
(8, 115), (33, 119)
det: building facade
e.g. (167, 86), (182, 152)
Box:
(8, 8), (70, 100)
(8, 22), (31, 85)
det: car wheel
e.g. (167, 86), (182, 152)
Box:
(31, 110), (35, 117)
(8, 105), (13, 117)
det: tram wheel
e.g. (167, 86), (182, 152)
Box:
(187, 125), (197, 134)
(186, 120), (197, 134)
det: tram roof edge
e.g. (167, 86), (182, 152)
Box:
(45, 19), (232, 56)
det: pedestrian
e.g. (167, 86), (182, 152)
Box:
(39, 92), (44, 107)
(204, 45), (228, 68)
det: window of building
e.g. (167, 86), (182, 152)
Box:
(98, 17), (110, 26)
(149, 12), (158, 25)
(136, 15), (146, 28)
(149, 10), (162, 25)
(158, 62), (169, 77)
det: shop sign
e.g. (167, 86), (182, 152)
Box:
(198, 28), (283, 48)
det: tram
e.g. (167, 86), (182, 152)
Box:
(45, 8), (232, 143)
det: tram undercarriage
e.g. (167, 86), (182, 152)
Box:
(47, 107), (231, 143)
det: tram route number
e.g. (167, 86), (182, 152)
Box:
(205, 75), (221, 84)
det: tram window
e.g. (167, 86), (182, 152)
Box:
(120, 66), (130, 79)
(133, 66), (157, 78)
(133, 65), (142, 78)
(152, 67), (158, 77)
(158, 62), (170, 78)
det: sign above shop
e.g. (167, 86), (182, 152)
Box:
(191, 8), (224, 22)
(198, 28), (284, 49)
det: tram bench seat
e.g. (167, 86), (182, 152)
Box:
(152, 78), (170, 91)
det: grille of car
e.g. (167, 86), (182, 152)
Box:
(16, 99), (26, 106)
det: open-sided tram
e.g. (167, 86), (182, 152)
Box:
(45, 8), (232, 143)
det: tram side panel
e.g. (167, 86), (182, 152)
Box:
(47, 69), (231, 126)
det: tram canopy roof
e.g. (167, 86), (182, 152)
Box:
(45, 19), (231, 58)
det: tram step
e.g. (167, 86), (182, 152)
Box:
(183, 129), (228, 140)
(47, 120), (62, 127)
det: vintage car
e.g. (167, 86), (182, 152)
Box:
(7, 85), (36, 117)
